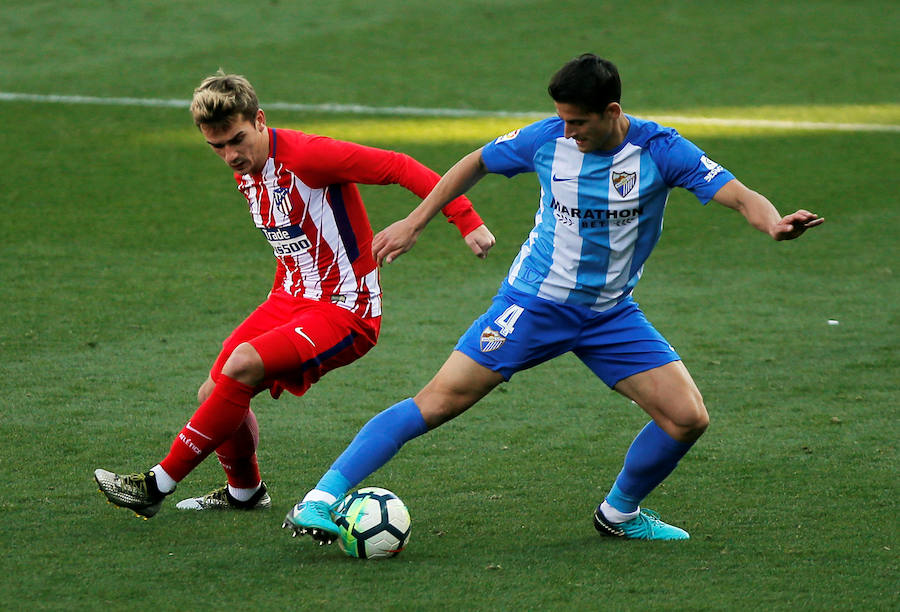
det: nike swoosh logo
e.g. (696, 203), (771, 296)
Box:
(552, 174), (575, 182)
(294, 327), (316, 346)
(185, 422), (213, 440)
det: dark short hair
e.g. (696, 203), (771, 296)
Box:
(548, 54), (621, 113)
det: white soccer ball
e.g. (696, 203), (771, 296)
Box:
(334, 487), (411, 559)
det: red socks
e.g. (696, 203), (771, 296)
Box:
(214, 410), (262, 489)
(159, 375), (255, 482)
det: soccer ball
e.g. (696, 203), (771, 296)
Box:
(334, 487), (411, 559)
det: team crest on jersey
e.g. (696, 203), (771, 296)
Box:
(479, 327), (506, 352)
(272, 186), (291, 214)
(612, 171), (636, 198)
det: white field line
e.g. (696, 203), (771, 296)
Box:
(1, 91), (898, 133)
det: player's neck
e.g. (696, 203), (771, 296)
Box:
(602, 114), (630, 151)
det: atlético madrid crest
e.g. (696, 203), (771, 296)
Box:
(479, 327), (506, 352)
(273, 186), (291, 215)
(612, 171), (636, 198)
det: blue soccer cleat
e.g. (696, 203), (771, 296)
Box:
(282, 500), (342, 545)
(593, 507), (690, 540)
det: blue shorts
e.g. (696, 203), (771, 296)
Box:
(454, 284), (680, 388)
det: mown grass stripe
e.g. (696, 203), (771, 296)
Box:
(2, 91), (898, 133)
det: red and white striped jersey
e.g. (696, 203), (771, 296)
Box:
(235, 128), (482, 319)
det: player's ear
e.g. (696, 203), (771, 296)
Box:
(604, 102), (622, 119)
(256, 109), (267, 130)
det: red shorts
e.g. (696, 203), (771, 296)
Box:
(210, 291), (381, 399)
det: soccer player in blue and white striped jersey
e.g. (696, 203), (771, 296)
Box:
(287, 54), (824, 542)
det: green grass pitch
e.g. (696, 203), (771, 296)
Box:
(0, 1), (897, 609)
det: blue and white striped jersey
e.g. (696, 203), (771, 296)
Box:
(481, 115), (735, 311)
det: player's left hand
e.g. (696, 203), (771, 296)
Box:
(771, 209), (824, 240)
(463, 224), (496, 259)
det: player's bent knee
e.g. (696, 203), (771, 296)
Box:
(689, 408), (710, 437)
(674, 396), (709, 440)
(221, 342), (266, 385)
(414, 352), (503, 428)
(197, 376), (215, 403)
(414, 386), (480, 428)
(415, 394), (469, 428)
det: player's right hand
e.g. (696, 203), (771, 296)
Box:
(373, 218), (420, 266)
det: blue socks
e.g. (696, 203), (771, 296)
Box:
(605, 421), (694, 514)
(312, 398), (429, 499)
(312, 404), (691, 516)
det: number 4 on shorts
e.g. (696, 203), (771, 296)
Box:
(493, 304), (524, 337)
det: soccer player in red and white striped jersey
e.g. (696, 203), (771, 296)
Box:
(94, 72), (495, 517)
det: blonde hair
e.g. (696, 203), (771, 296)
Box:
(190, 71), (259, 128)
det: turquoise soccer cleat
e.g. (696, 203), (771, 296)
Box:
(593, 507), (690, 540)
(282, 500), (342, 545)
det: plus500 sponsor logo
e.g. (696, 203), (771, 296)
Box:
(262, 226), (312, 256)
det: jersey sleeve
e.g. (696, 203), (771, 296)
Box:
(482, 118), (563, 178)
(647, 130), (736, 204)
(295, 135), (483, 236)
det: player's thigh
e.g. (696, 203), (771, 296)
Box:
(614, 361), (708, 441)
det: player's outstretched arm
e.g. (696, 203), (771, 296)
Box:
(712, 179), (824, 241)
(373, 148), (491, 265)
